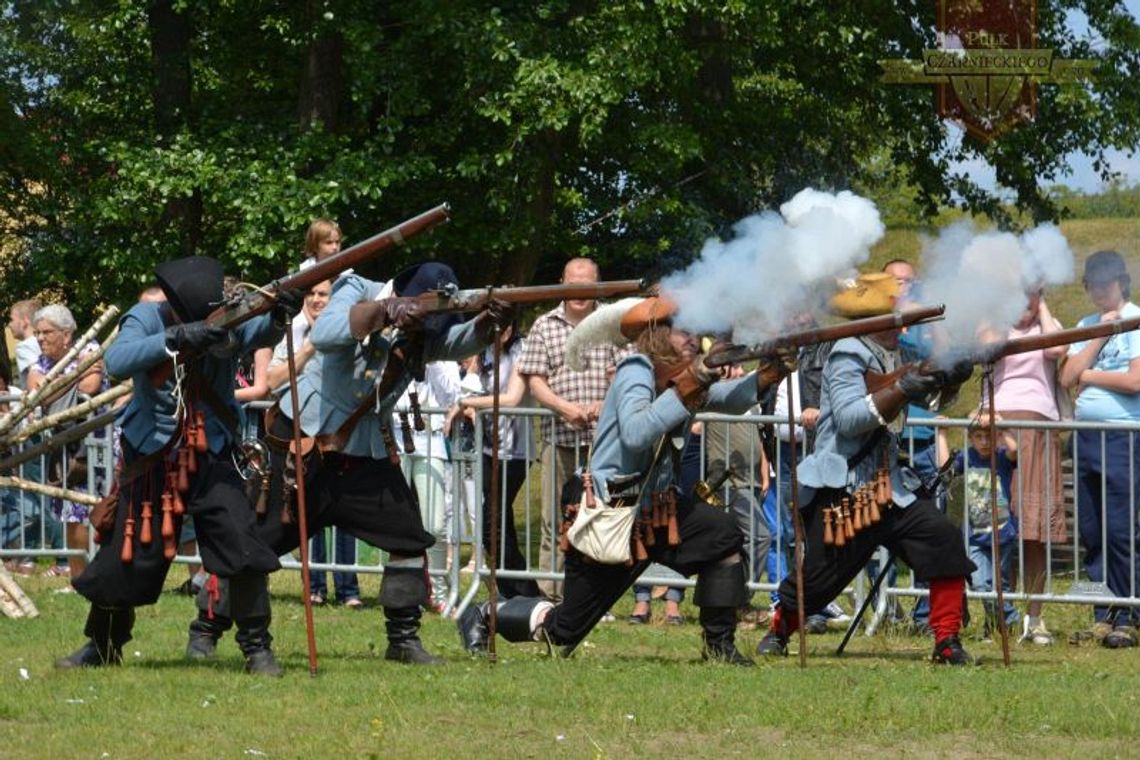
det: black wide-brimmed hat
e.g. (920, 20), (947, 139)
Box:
(154, 256), (224, 323)
(392, 261), (462, 336)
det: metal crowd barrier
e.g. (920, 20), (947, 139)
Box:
(5, 394), (1140, 630)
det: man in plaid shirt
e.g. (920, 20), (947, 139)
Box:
(518, 258), (624, 600)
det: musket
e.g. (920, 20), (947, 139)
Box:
(348, 279), (649, 340)
(412, 280), (646, 314)
(148, 203), (452, 382)
(864, 315), (1140, 393)
(703, 306), (946, 369)
(211, 204), (451, 328)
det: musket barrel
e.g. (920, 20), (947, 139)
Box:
(207, 203), (452, 330)
(704, 305), (945, 368)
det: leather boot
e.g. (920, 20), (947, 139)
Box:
(385, 606), (443, 665)
(457, 602), (490, 654)
(700, 606), (754, 667)
(187, 611), (231, 659)
(235, 616), (283, 677)
(56, 606), (134, 669)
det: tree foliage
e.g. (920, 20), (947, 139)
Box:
(0, 0), (1137, 320)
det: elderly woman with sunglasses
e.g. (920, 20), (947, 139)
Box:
(27, 304), (108, 578)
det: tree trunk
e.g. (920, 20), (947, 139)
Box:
(498, 129), (559, 286)
(147, 0), (200, 256)
(297, 0), (344, 132)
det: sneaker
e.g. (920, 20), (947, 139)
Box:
(1102, 625), (1137, 649)
(820, 601), (852, 624)
(15, 560), (36, 576)
(308, 593), (326, 606)
(932, 635), (971, 665)
(627, 612), (650, 625)
(1019, 617), (1054, 646)
(43, 565), (70, 578)
(342, 597), (365, 610)
(599, 611), (616, 623)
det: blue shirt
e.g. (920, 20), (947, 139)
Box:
(588, 354), (759, 507)
(1068, 301), (1140, 422)
(953, 446), (1017, 547)
(105, 302), (281, 455)
(281, 273), (484, 458)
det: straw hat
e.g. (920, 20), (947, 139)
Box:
(828, 273), (899, 318)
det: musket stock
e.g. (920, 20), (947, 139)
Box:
(703, 305), (945, 369)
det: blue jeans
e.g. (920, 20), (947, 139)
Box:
(633, 584), (684, 603)
(1075, 430), (1140, 626)
(763, 476), (793, 604)
(309, 527), (361, 602)
(968, 538), (1020, 629)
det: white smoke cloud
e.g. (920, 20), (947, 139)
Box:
(919, 222), (1074, 355)
(662, 188), (885, 342)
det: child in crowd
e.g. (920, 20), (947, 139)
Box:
(938, 412), (1020, 640)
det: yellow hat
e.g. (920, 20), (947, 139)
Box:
(828, 273), (899, 318)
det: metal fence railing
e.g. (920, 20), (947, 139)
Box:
(4, 398), (1139, 629)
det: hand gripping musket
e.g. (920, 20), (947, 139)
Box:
(703, 305), (946, 369)
(149, 203), (452, 385)
(0, 306), (120, 435)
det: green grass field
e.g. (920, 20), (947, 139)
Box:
(2, 570), (1139, 759)
(3, 217), (1139, 758)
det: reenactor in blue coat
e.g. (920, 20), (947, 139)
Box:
(59, 256), (302, 676)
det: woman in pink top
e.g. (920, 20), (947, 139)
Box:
(992, 288), (1068, 645)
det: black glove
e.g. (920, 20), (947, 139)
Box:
(896, 364), (942, 401)
(755, 347), (798, 391)
(164, 322), (230, 353)
(937, 359), (974, 387)
(271, 288), (306, 325)
(484, 298), (517, 331)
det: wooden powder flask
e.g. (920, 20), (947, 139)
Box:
(161, 493), (177, 560)
(851, 495), (863, 532)
(172, 485), (185, 516)
(121, 517), (135, 563)
(843, 500), (855, 541)
(255, 473), (270, 517)
(382, 427), (400, 466)
(875, 468), (890, 507)
(160, 492), (175, 540)
(176, 448), (190, 492)
(398, 411), (415, 453)
(833, 506), (847, 548)
(139, 500), (153, 545)
(666, 493), (680, 546)
(193, 410), (208, 453)
(409, 388), (426, 432)
(867, 487), (881, 524)
(642, 511), (656, 547)
(187, 444), (198, 475)
(823, 507), (834, 546)
(632, 524), (648, 562)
